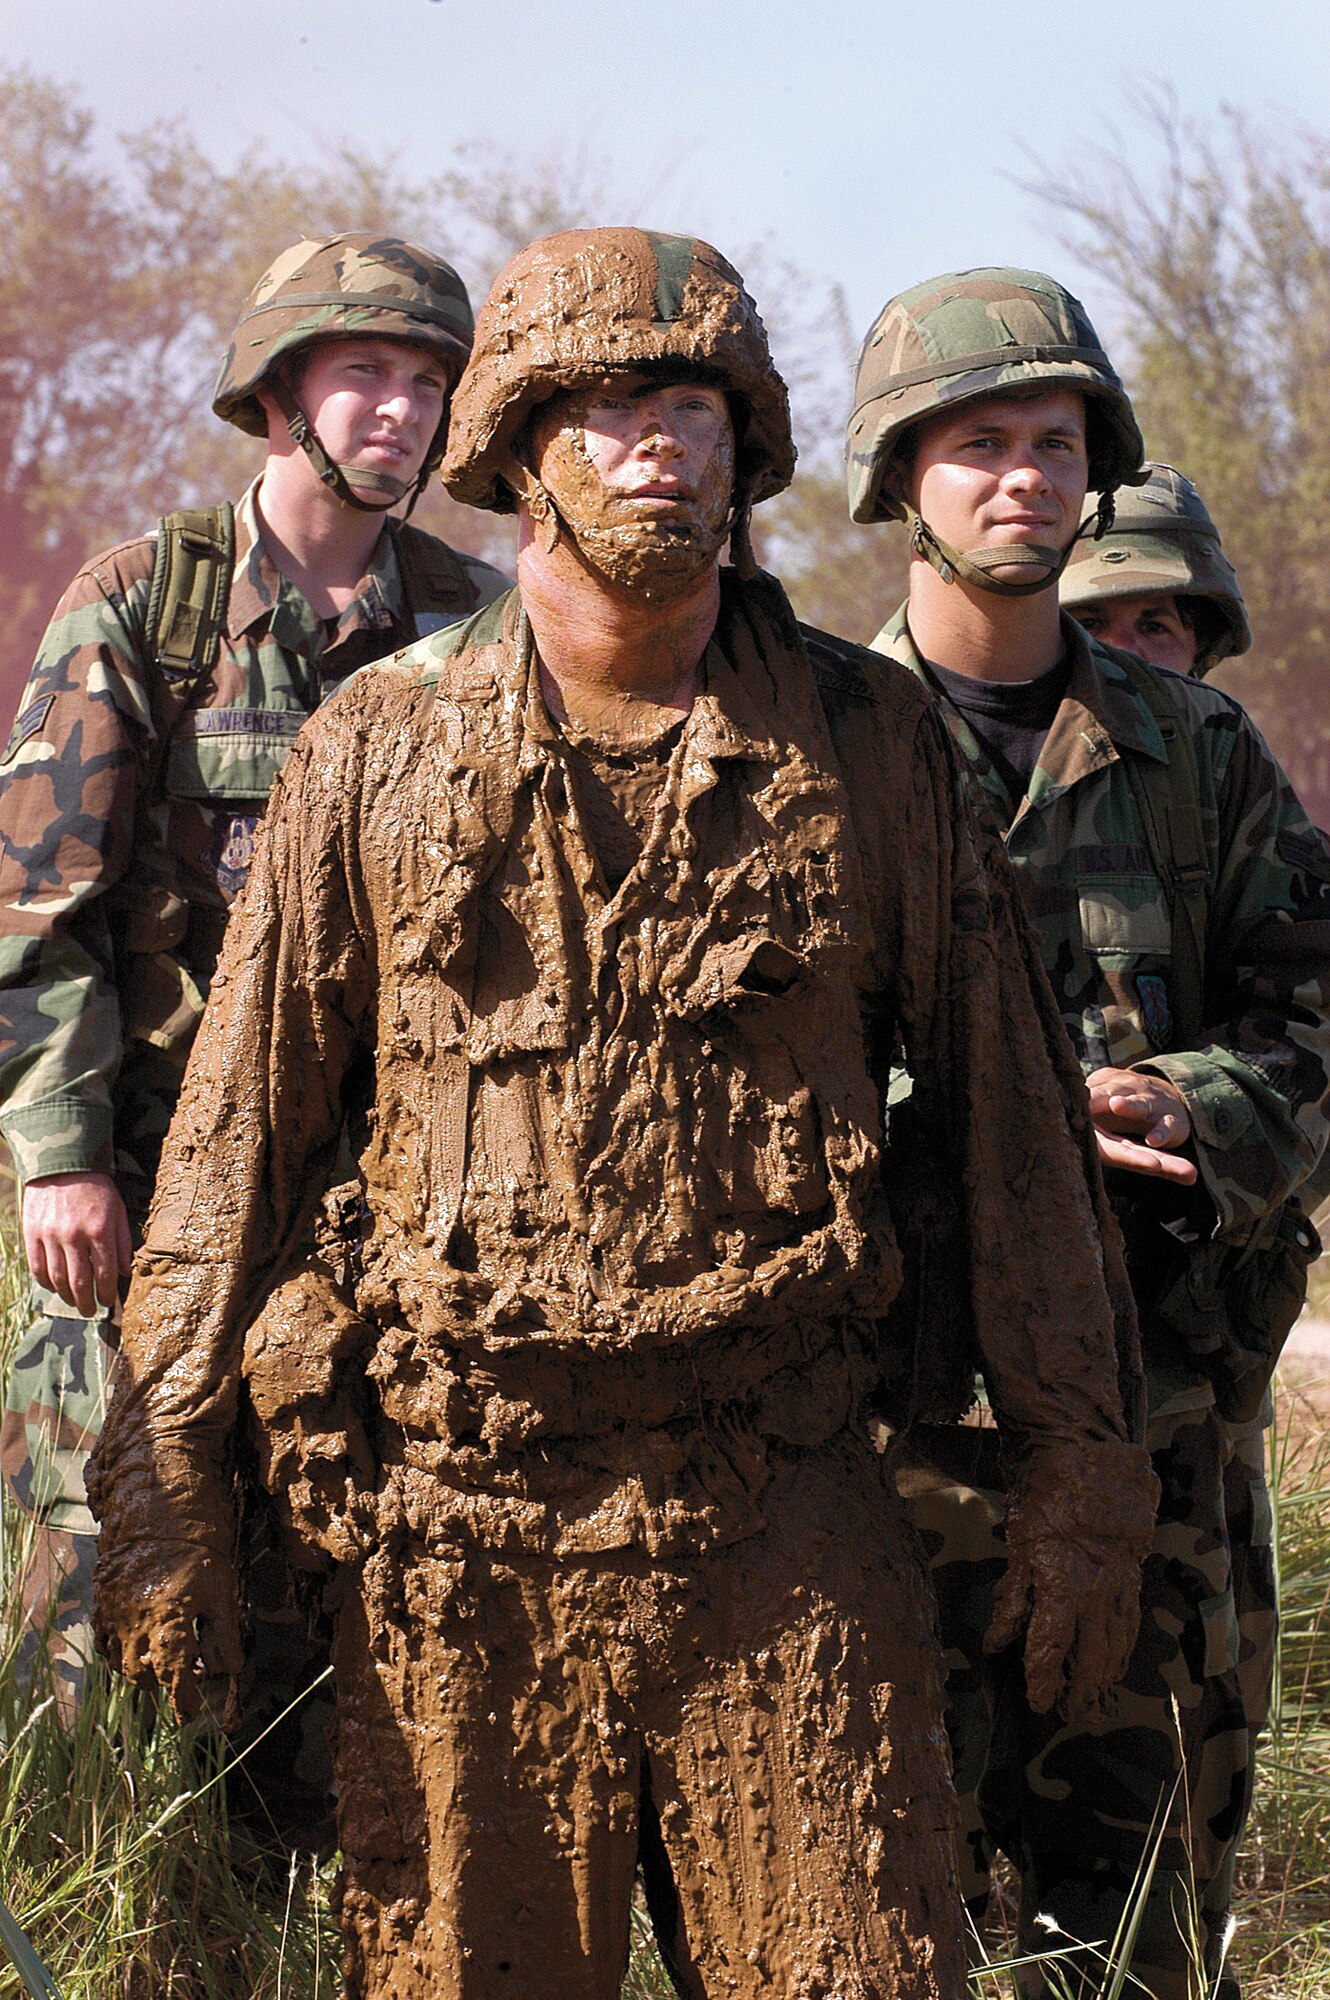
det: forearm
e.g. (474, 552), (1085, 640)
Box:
(0, 932), (123, 1185)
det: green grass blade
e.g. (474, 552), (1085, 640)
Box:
(0, 1890), (64, 1998)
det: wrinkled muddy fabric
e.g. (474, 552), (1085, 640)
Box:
(331, 1438), (962, 2000)
(93, 572), (1151, 1993)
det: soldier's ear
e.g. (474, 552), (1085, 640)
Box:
(883, 424), (920, 511)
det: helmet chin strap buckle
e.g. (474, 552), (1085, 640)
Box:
(912, 512), (955, 584)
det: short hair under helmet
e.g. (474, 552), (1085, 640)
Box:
(212, 232), (474, 511)
(441, 227), (795, 556)
(1060, 462), (1251, 674)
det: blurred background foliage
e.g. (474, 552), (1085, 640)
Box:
(0, 68), (1326, 821)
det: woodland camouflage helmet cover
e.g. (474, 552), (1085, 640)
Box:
(442, 227), (795, 519)
(213, 232), (474, 436)
(847, 268), (1146, 534)
(212, 233), (474, 512)
(1061, 461), (1252, 673)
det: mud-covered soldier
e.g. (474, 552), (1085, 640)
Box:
(0, 233), (509, 1706)
(849, 272), (1330, 1999)
(92, 230), (1155, 2000)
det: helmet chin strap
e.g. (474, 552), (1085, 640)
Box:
(906, 490), (1117, 598)
(269, 375), (421, 514)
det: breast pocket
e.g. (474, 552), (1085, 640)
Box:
(1078, 870), (1174, 1062)
(166, 707), (306, 803)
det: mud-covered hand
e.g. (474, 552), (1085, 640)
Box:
(94, 1537), (243, 1724)
(985, 1439), (1159, 1721)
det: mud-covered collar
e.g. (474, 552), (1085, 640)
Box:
(225, 476), (407, 649)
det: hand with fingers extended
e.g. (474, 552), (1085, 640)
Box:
(22, 1170), (133, 1315)
(984, 1438), (1160, 1721)
(1086, 1067), (1198, 1185)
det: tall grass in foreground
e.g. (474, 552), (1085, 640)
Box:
(1234, 1398), (1330, 1998)
(0, 1195), (1325, 1997)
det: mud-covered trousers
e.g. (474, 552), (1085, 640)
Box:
(326, 1434), (966, 2000)
(898, 1403), (1274, 2000)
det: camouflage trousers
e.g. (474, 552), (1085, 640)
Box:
(0, 1291), (112, 1706)
(898, 1399), (1275, 2000)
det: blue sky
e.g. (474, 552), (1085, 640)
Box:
(11, 0), (1330, 342)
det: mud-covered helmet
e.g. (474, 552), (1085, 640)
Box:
(212, 232), (474, 512)
(442, 227), (794, 568)
(1060, 462), (1250, 673)
(847, 267), (1146, 596)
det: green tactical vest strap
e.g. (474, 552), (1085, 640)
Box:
(1111, 649), (1210, 1051)
(144, 504), (236, 689)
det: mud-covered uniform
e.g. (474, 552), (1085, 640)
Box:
(876, 605), (1330, 1999)
(90, 576), (1155, 2000)
(0, 478), (509, 1695)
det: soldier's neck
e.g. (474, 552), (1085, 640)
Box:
(255, 460), (388, 620)
(905, 558), (1065, 684)
(517, 533), (718, 742)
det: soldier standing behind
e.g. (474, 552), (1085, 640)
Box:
(0, 232), (509, 1709)
(849, 273), (1330, 1999)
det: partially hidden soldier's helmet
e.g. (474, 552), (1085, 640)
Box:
(846, 267), (1146, 596)
(212, 232), (475, 513)
(442, 227), (795, 571)
(1061, 462), (1251, 674)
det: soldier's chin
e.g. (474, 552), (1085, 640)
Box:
(570, 519), (727, 593)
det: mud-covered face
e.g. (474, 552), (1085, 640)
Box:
(904, 387), (1090, 588)
(530, 373), (736, 589)
(1071, 591), (1202, 677)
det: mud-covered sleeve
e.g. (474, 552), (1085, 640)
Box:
(896, 704), (1144, 1455)
(0, 558), (155, 1185)
(1136, 708), (1330, 1233)
(89, 716), (374, 1542)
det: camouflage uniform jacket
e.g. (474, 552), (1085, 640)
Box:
(0, 480), (510, 1197)
(93, 575), (1147, 1578)
(874, 606), (1330, 1411)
